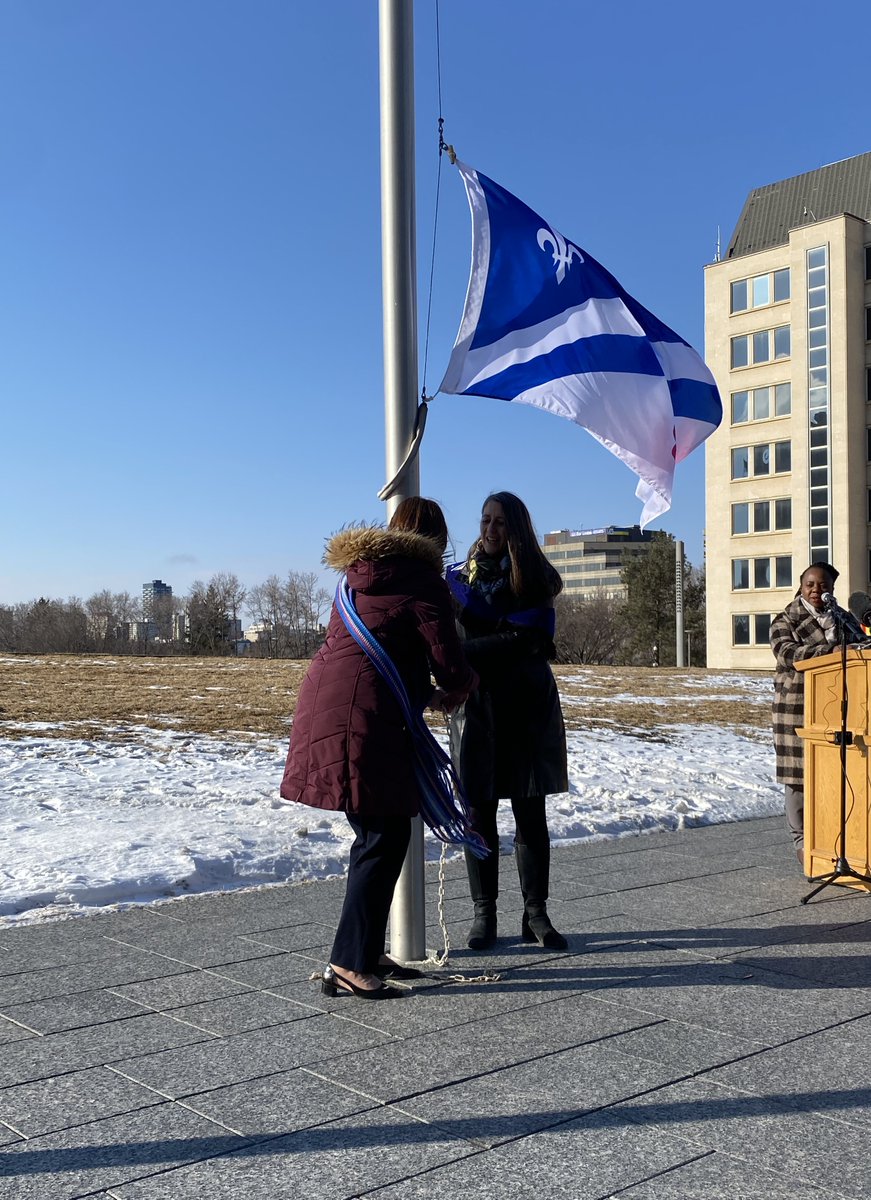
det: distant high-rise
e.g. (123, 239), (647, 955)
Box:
(142, 579), (173, 639)
(541, 526), (655, 600)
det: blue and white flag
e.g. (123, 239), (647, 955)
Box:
(439, 162), (722, 526)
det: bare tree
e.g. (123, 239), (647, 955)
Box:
(554, 593), (628, 664)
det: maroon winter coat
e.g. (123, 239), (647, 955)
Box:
(280, 526), (478, 817)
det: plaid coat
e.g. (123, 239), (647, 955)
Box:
(769, 597), (838, 788)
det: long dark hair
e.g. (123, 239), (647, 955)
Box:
(388, 496), (449, 554)
(471, 491), (562, 604)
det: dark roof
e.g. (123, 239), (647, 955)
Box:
(727, 151), (871, 259)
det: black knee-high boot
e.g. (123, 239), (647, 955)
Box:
(515, 840), (567, 950)
(465, 845), (499, 949)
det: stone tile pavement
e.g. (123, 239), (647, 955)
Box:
(1, 815), (870, 1198)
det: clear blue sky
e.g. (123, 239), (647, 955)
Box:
(2, 0), (868, 609)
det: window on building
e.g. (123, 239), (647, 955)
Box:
(732, 559), (749, 589)
(754, 501), (771, 532)
(775, 382), (791, 416)
(731, 383), (790, 425)
(774, 441), (791, 472)
(867, 367), (871, 403)
(733, 615), (751, 645)
(731, 447), (749, 479)
(731, 391), (749, 424)
(774, 325), (791, 358)
(753, 444), (770, 475)
(866, 246), (871, 281)
(867, 428), (871, 463)
(732, 503), (749, 535)
(731, 335), (749, 368)
(775, 498), (792, 530)
(753, 387), (770, 420)
(752, 330), (770, 363)
(754, 558), (771, 589)
(866, 308), (871, 341)
(775, 556), (792, 587)
(730, 269), (790, 313)
(755, 614), (772, 643)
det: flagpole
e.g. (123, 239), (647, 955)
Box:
(379, 0), (426, 962)
(675, 540), (685, 668)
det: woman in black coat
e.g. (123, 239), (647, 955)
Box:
(447, 491), (568, 950)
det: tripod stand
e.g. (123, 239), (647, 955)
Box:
(802, 611), (871, 903)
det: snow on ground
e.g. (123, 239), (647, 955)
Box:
(0, 677), (782, 925)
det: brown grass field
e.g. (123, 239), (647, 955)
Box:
(0, 654), (772, 743)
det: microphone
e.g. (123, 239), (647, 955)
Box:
(848, 591), (871, 627)
(820, 592), (839, 612)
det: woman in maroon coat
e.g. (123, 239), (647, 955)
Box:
(280, 498), (477, 1000)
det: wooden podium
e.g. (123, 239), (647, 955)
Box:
(796, 647), (871, 888)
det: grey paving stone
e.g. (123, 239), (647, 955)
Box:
(0, 952), (190, 1007)
(367, 1108), (706, 1199)
(313, 993), (660, 1103)
(0, 988), (154, 1034)
(0, 1100), (251, 1200)
(0, 1013), (214, 1088)
(103, 925), (288, 969)
(0, 1066), (166, 1138)
(181, 1066), (379, 1135)
(208, 951), (326, 990)
(0, 1015), (35, 1045)
(731, 916), (871, 987)
(109, 969), (254, 1010)
(0, 935), (113, 976)
(612, 1075), (871, 1198)
(163, 990), (319, 1035)
(235, 921), (339, 953)
(111, 1014), (390, 1098)
(395, 1041), (685, 1146)
(589, 955), (871, 1044)
(109, 1105), (476, 1199)
(706, 1014), (871, 1128)
(601, 1015), (766, 1070)
(615, 1150), (843, 1199)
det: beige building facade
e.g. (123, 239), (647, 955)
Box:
(705, 153), (871, 668)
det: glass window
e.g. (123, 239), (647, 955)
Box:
(775, 498), (792, 530)
(809, 307), (827, 329)
(868, 487), (871, 522)
(809, 388), (828, 412)
(809, 348), (827, 368)
(774, 441), (791, 472)
(867, 428), (871, 462)
(867, 366), (871, 402)
(811, 508), (828, 527)
(753, 444), (770, 475)
(809, 367), (828, 388)
(809, 326), (827, 348)
(866, 246), (871, 281)
(752, 275), (770, 307)
(811, 530), (829, 550)
(754, 501), (771, 532)
(774, 326), (791, 358)
(775, 382), (791, 416)
(773, 268), (790, 301)
(754, 558), (771, 588)
(810, 447), (828, 467)
(755, 614), (772, 643)
(866, 308), (871, 341)
(731, 391), (749, 424)
(810, 427), (827, 448)
(731, 335), (749, 368)
(752, 387), (770, 420)
(732, 503), (749, 535)
(733, 614), (750, 645)
(808, 247), (826, 269)
(811, 487), (828, 508)
(776, 556), (792, 587)
(810, 466), (828, 486)
(731, 447), (749, 479)
(753, 330), (771, 363)
(731, 279), (748, 313)
(808, 265), (826, 288)
(732, 559), (749, 589)
(808, 286), (827, 309)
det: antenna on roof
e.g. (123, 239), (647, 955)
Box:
(715, 225), (721, 262)
(802, 205), (817, 221)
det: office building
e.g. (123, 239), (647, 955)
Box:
(704, 151), (871, 668)
(541, 525), (655, 600)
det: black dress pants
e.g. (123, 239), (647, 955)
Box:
(330, 813), (412, 974)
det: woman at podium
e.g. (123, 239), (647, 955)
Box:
(770, 562), (864, 861)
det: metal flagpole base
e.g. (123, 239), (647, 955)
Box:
(389, 815), (426, 961)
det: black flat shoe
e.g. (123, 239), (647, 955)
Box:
(321, 968), (404, 1001)
(376, 961), (424, 980)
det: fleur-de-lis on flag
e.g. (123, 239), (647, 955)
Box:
(537, 225), (584, 284)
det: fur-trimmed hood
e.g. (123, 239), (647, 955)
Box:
(324, 525), (444, 574)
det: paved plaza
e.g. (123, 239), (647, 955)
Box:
(1, 815), (870, 1198)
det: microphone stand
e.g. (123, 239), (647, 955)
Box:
(802, 603), (871, 903)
